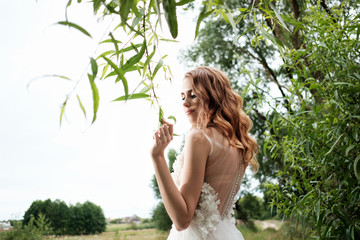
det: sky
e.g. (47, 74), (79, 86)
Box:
(0, 0), (196, 220)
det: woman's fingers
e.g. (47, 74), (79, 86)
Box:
(161, 119), (174, 134)
(161, 118), (174, 137)
(154, 131), (160, 143)
(163, 125), (171, 141)
(154, 124), (173, 147)
(159, 127), (165, 141)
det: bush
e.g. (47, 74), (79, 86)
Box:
(151, 202), (172, 231)
(0, 214), (52, 240)
(263, 1), (360, 238)
(237, 193), (263, 220)
(22, 199), (106, 236)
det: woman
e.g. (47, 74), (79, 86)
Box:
(151, 66), (259, 239)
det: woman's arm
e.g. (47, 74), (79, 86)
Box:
(151, 124), (210, 231)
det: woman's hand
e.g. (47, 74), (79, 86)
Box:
(150, 119), (174, 159)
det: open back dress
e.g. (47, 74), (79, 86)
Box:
(167, 128), (246, 240)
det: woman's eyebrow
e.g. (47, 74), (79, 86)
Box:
(180, 89), (193, 95)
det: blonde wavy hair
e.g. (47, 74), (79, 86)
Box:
(184, 66), (259, 172)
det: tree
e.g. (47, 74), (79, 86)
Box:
(182, 0), (360, 238)
(79, 201), (107, 234)
(23, 199), (106, 235)
(236, 193), (263, 220)
(51, 0), (360, 238)
(151, 148), (178, 231)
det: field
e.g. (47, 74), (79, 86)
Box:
(45, 220), (304, 240)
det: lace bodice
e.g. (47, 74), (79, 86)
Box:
(170, 129), (245, 239)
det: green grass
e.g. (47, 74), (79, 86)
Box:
(238, 222), (305, 240)
(2, 220), (305, 240)
(106, 223), (155, 232)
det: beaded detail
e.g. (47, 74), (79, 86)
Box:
(222, 162), (243, 219)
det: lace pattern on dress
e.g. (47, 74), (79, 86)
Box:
(192, 183), (221, 239)
(170, 152), (241, 239)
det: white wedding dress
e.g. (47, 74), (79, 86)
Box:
(167, 129), (246, 240)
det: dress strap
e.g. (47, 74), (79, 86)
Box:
(203, 133), (213, 156)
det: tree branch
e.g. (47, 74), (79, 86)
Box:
(235, 47), (294, 113)
(289, 0), (302, 50)
(320, 0), (337, 23)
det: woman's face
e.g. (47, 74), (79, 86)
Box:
(181, 77), (200, 125)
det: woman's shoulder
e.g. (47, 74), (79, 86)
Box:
(185, 127), (213, 147)
(187, 127), (205, 141)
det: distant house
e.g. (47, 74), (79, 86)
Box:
(122, 215), (141, 224)
(0, 221), (13, 231)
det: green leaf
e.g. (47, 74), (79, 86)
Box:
(60, 100), (67, 126)
(93, 0), (102, 13)
(269, 2), (291, 33)
(130, 42), (140, 53)
(282, 14), (306, 30)
(225, 11), (236, 32)
(119, 0), (134, 25)
(140, 84), (152, 93)
(239, 8), (249, 12)
(324, 133), (344, 156)
(57, 21), (92, 38)
(176, 0), (194, 6)
(90, 57), (98, 77)
(152, 59), (163, 79)
(104, 2), (118, 14)
(168, 115), (176, 124)
(96, 50), (115, 60)
(27, 74), (72, 89)
(159, 38), (179, 43)
(109, 32), (119, 58)
(333, 82), (355, 87)
(195, 8), (213, 39)
(122, 40), (146, 72)
(88, 74), (99, 124)
(316, 199), (320, 221)
(113, 93), (149, 101)
(355, 156), (360, 180)
(100, 39), (122, 44)
(260, 26), (284, 48)
(159, 107), (164, 126)
(102, 56), (128, 98)
(101, 63), (110, 79)
(345, 144), (356, 156)
(162, 0), (178, 38)
(131, 0), (141, 18)
(131, 16), (142, 28)
(117, 44), (143, 54)
(143, 47), (156, 77)
(77, 95), (86, 118)
(153, 0), (162, 29)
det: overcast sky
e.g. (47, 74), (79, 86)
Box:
(0, 0), (196, 220)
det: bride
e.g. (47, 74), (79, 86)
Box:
(150, 66), (259, 239)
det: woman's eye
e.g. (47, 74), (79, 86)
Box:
(181, 96), (185, 101)
(191, 94), (196, 98)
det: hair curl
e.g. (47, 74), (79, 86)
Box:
(184, 66), (259, 172)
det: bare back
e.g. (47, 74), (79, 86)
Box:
(203, 128), (246, 218)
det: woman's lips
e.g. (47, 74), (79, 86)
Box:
(185, 110), (194, 115)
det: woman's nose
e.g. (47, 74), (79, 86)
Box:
(183, 97), (190, 107)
